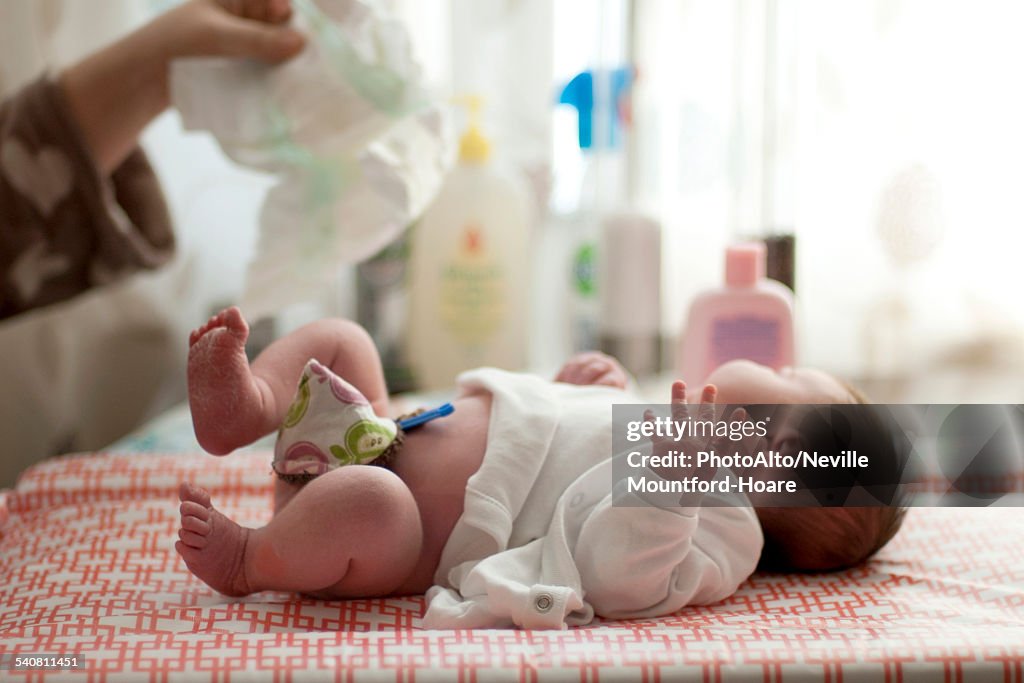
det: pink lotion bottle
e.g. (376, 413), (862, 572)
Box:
(677, 242), (795, 387)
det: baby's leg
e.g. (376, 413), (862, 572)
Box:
(188, 307), (389, 454)
(176, 466), (422, 597)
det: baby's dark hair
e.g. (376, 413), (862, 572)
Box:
(757, 381), (908, 572)
(757, 505), (906, 571)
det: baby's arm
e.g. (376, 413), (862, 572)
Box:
(574, 498), (762, 619)
(574, 382), (762, 619)
(554, 351), (630, 389)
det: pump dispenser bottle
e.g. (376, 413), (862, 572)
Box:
(556, 68), (633, 354)
(677, 242), (795, 387)
(406, 97), (530, 390)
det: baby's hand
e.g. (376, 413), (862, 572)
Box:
(555, 352), (630, 389)
(644, 382), (753, 483)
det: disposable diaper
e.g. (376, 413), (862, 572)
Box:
(170, 0), (451, 317)
(273, 358), (399, 478)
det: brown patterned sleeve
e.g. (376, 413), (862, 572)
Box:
(0, 75), (175, 320)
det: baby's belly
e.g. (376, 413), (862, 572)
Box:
(389, 392), (491, 594)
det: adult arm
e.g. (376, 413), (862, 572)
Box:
(61, 0), (304, 174)
(0, 0), (304, 319)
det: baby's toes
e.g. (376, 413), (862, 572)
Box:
(181, 513), (211, 535)
(218, 307), (249, 337)
(179, 482), (212, 508)
(180, 500), (211, 524)
(178, 528), (209, 549)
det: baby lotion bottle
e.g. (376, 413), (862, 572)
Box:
(677, 242), (795, 387)
(406, 97), (530, 390)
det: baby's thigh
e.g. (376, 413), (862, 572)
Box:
(295, 466), (423, 598)
(273, 477), (305, 514)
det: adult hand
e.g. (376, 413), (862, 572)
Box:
(153, 0), (305, 64)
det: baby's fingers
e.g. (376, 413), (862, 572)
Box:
(670, 381), (689, 422)
(579, 360), (610, 384)
(643, 408), (673, 449)
(594, 369), (626, 388)
(698, 384), (718, 422)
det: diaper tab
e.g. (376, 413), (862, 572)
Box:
(397, 403), (454, 431)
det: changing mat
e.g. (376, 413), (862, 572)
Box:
(1, 451), (1023, 682)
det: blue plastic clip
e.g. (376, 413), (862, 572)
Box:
(397, 403), (455, 431)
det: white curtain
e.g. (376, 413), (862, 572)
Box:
(792, 0), (1024, 381)
(631, 0), (1024, 382)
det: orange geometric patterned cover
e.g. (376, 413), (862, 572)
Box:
(1, 452), (1022, 682)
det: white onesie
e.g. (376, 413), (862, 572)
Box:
(423, 368), (764, 629)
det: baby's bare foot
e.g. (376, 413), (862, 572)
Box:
(176, 482), (253, 597)
(188, 307), (268, 454)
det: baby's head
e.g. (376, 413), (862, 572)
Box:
(754, 505), (906, 571)
(705, 359), (907, 571)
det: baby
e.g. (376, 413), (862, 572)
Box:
(178, 307), (905, 628)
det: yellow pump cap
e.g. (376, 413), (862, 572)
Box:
(455, 95), (491, 164)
